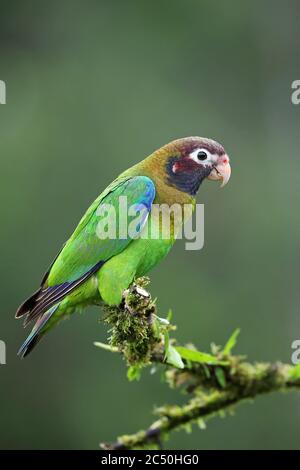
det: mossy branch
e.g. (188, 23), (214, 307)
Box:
(94, 278), (300, 450)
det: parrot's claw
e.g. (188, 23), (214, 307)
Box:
(122, 282), (154, 319)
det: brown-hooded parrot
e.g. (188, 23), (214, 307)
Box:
(16, 136), (231, 357)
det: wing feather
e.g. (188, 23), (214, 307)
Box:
(17, 176), (156, 325)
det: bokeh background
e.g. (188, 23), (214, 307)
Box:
(1, 0), (300, 450)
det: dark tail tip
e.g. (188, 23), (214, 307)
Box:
(17, 304), (59, 358)
(17, 334), (42, 358)
(15, 289), (41, 319)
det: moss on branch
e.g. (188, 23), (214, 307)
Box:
(94, 278), (300, 450)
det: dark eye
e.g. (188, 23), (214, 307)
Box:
(197, 151), (208, 161)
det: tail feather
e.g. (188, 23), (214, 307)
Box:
(15, 289), (42, 318)
(23, 282), (71, 327)
(15, 244), (66, 319)
(17, 305), (59, 358)
(17, 260), (104, 328)
(16, 260), (105, 358)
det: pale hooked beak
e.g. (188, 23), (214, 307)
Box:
(208, 154), (231, 188)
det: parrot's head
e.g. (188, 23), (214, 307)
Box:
(159, 136), (231, 196)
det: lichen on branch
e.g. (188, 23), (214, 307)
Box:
(94, 277), (300, 450)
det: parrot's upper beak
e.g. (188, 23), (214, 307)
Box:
(207, 154), (231, 188)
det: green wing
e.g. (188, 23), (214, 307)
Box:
(48, 175), (156, 285)
(17, 176), (155, 325)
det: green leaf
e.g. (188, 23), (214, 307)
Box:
(166, 345), (184, 369)
(152, 318), (161, 339)
(223, 328), (240, 355)
(127, 365), (142, 382)
(288, 363), (300, 379)
(183, 423), (192, 434)
(175, 346), (229, 366)
(164, 331), (170, 362)
(197, 418), (206, 430)
(167, 309), (173, 322)
(215, 367), (226, 388)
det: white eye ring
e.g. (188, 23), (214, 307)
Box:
(189, 148), (215, 166)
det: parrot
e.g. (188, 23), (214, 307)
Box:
(16, 136), (231, 358)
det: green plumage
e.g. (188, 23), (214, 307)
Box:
(16, 136), (229, 357)
(48, 175), (173, 308)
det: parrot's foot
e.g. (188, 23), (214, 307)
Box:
(122, 287), (154, 326)
(101, 277), (161, 366)
(123, 284), (151, 317)
(119, 278), (156, 324)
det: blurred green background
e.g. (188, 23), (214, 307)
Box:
(1, 0), (300, 450)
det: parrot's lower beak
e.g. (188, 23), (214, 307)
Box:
(207, 155), (231, 188)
